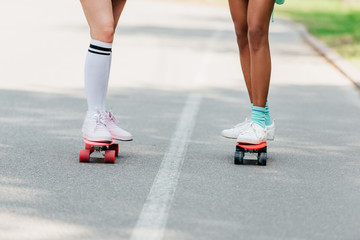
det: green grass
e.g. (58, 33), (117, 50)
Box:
(276, 0), (360, 70)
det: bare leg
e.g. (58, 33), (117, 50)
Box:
(247, 0), (275, 107)
(228, 0), (252, 103)
(80, 0), (126, 42)
(112, 0), (127, 30)
(80, 0), (114, 42)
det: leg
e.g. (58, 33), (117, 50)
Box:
(228, 0), (252, 103)
(236, 0), (275, 143)
(221, 0), (251, 140)
(107, 0), (134, 142)
(81, 0), (119, 114)
(247, 0), (275, 107)
(80, 0), (115, 43)
(80, 0), (114, 141)
(80, 0), (132, 142)
(112, 0), (127, 30)
(80, 0), (127, 41)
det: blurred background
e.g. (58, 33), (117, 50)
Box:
(191, 0), (360, 70)
(275, 0), (360, 69)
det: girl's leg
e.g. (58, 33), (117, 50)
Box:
(228, 0), (252, 103)
(112, 0), (127, 29)
(80, 0), (132, 141)
(80, 0), (127, 115)
(236, 0), (275, 144)
(81, 0), (115, 116)
(221, 0), (252, 140)
(80, 0), (115, 141)
(81, 0), (116, 43)
(105, 0), (133, 141)
(247, 0), (275, 108)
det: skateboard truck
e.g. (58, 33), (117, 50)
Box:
(234, 142), (267, 166)
(79, 139), (119, 164)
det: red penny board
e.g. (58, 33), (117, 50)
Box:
(83, 138), (115, 146)
(237, 142), (267, 150)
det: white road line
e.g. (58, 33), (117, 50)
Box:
(130, 93), (202, 240)
(130, 29), (223, 240)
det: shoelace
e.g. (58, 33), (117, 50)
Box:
(251, 122), (267, 139)
(93, 113), (107, 132)
(241, 122), (254, 134)
(241, 122), (262, 137)
(108, 110), (120, 126)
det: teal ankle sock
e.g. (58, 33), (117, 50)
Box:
(265, 102), (272, 126)
(251, 106), (266, 128)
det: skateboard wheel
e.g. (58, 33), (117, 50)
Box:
(85, 144), (95, 153)
(234, 151), (244, 165)
(257, 152), (267, 166)
(109, 144), (119, 157)
(79, 149), (90, 163)
(104, 150), (116, 164)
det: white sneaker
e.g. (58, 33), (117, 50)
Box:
(105, 111), (133, 141)
(266, 120), (276, 141)
(82, 112), (112, 142)
(222, 118), (276, 141)
(236, 121), (267, 144)
(221, 118), (250, 139)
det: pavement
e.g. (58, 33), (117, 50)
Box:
(0, 0), (360, 240)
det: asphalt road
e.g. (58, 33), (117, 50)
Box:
(0, 0), (360, 239)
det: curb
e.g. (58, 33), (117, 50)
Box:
(291, 22), (360, 89)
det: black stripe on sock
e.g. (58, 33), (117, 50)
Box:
(89, 44), (112, 52)
(88, 49), (111, 55)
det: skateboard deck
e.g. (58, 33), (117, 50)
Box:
(234, 142), (267, 166)
(79, 139), (119, 164)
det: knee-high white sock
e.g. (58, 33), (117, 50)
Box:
(84, 39), (112, 117)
